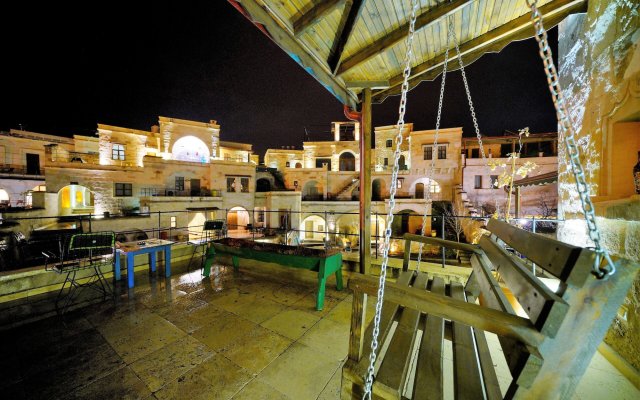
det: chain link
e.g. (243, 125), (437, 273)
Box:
(362, 1), (419, 398)
(526, 0), (615, 278)
(416, 16), (454, 268)
(451, 17), (488, 162)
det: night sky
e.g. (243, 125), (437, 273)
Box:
(1, 1), (557, 158)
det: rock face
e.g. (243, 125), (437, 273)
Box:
(558, 1), (640, 369)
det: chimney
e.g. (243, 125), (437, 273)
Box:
(151, 125), (160, 133)
(210, 120), (217, 125)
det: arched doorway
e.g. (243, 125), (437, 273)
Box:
(303, 180), (322, 201)
(58, 184), (94, 215)
(256, 178), (271, 192)
(227, 206), (250, 237)
(399, 155), (406, 170)
(372, 179), (385, 201)
(339, 152), (356, 171)
(172, 136), (210, 163)
(295, 162), (302, 168)
(301, 215), (326, 241)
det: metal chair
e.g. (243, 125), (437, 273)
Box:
(187, 220), (225, 270)
(44, 231), (116, 316)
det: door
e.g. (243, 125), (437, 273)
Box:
(26, 153), (40, 175)
(190, 179), (201, 196)
(305, 220), (314, 240)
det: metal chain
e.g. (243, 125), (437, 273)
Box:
(362, 1), (419, 398)
(526, 0), (615, 278)
(416, 16), (454, 268)
(450, 17), (488, 162)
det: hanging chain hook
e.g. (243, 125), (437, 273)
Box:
(362, 1), (420, 398)
(526, 0), (615, 279)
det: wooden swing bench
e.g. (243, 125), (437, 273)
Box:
(342, 219), (638, 399)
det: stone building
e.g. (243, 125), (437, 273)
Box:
(264, 122), (559, 247)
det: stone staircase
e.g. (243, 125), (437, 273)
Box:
(454, 184), (479, 217)
(335, 178), (359, 201)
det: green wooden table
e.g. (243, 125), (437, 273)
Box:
(202, 239), (343, 310)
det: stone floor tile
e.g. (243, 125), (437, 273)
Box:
(154, 354), (252, 400)
(221, 325), (292, 373)
(155, 300), (223, 334)
(64, 366), (151, 400)
(317, 363), (343, 400)
(290, 291), (342, 315)
(260, 309), (321, 340)
(298, 316), (350, 363)
(324, 296), (354, 325)
(191, 311), (257, 352)
(258, 342), (341, 400)
(21, 342), (125, 399)
(98, 312), (187, 364)
(228, 297), (288, 324)
(130, 335), (215, 393)
(231, 378), (291, 400)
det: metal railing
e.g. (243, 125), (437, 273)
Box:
(139, 187), (222, 197)
(0, 208), (560, 274)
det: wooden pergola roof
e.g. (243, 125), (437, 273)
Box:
(229, 0), (586, 108)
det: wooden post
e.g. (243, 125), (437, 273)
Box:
(360, 88), (372, 274)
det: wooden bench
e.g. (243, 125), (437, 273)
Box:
(342, 219), (638, 399)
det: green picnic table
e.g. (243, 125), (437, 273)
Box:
(202, 238), (343, 310)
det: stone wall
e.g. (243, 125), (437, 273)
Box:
(558, 1), (640, 369)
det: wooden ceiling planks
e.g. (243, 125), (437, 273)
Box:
(230, 0), (586, 106)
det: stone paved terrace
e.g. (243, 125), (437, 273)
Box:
(0, 260), (638, 399)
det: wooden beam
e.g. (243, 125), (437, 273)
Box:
(403, 233), (482, 254)
(371, 0), (588, 103)
(345, 80), (389, 88)
(348, 273), (544, 348)
(337, 0), (472, 76)
(232, 0), (357, 108)
(359, 87), (372, 274)
(293, 0), (344, 37)
(327, 0), (365, 73)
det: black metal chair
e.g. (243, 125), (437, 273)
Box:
(187, 220), (226, 270)
(44, 232), (116, 316)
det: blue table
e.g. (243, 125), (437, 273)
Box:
(115, 239), (174, 288)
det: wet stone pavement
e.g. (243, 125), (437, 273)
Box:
(0, 263), (361, 400)
(1, 262), (637, 399)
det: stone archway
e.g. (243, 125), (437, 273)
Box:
(256, 178), (271, 192)
(339, 152), (356, 171)
(58, 184), (94, 215)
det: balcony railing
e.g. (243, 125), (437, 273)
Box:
(140, 187), (222, 197)
(49, 151), (101, 165)
(0, 164), (43, 176)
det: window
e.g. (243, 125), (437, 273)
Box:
(175, 177), (184, 191)
(115, 183), (132, 197)
(384, 158), (389, 166)
(240, 177), (249, 193)
(397, 178), (404, 188)
(490, 175), (499, 189)
(285, 161), (290, 167)
(438, 145), (447, 159)
(386, 139), (393, 148)
(471, 148), (479, 158)
(170, 216), (177, 228)
(474, 175), (482, 189)
(423, 146), (433, 160)
(112, 144), (125, 160)
(227, 177), (236, 192)
(430, 180), (440, 193)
